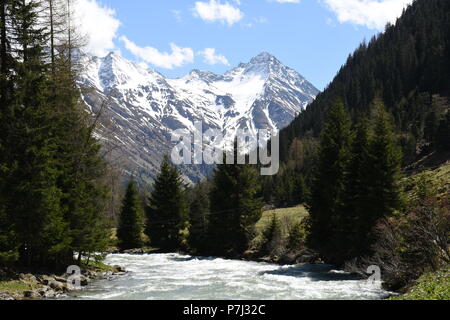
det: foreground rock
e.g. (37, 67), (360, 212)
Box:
(0, 265), (127, 300)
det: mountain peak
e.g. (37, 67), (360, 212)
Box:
(252, 51), (276, 61)
(235, 52), (284, 77)
(249, 52), (280, 65)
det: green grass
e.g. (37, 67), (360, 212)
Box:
(405, 162), (450, 198)
(83, 259), (116, 272)
(0, 280), (41, 294)
(256, 205), (308, 233)
(390, 267), (450, 300)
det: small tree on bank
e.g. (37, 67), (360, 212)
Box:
(117, 179), (144, 251)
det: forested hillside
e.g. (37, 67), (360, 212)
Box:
(278, 0), (450, 165)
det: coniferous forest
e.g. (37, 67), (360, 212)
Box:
(0, 0), (449, 301)
(0, 0), (110, 271)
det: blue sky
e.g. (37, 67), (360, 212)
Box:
(75, 0), (414, 90)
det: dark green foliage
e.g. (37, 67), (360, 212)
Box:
(278, 0), (450, 165)
(306, 100), (352, 263)
(4, 0), (70, 268)
(272, 167), (308, 207)
(287, 222), (305, 251)
(117, 179), (144, 251)
(207, 149), (263, 257)
(307, 99), (404, 265)
(364, 105), (403, 220)
(146, 156), (187, 251)
(0, 0), (110, 270)
(338, 118), (371, 259)
(187, 181), (210, 254)
(0, 202), (18, 266)
(436, 112), (450, 151)
(260, 137), (317, 207)
(261, 214), (282, 255)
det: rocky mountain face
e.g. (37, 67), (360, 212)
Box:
(77, 52), (319, 185)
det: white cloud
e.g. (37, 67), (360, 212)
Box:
(74, 0), (121, 56)
(323, 0), (414, 30)
(120, 36), (194, 69)
(193, 0), (244, 26)
(199, 48), (230, 66)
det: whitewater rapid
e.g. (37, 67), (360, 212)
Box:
(69, 253), (391, 300)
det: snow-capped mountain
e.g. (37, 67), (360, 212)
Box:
(77, 52), (319, 184)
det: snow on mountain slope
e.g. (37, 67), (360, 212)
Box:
(77, 52), (319, 184)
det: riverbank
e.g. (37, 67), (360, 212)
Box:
(389, 267), (450, 300)
(0, 263), (126, 300)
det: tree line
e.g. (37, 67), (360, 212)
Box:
(117, 151), (263, 258)
(0, 0), (110, 271)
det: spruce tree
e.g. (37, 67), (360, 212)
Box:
(117, 179), (144, 251)
(363, 103), (403, 246)
(188, 181), (210, 254)
(5, 0), (70, 268)
(0, 0), (110, 269)
(146, 156), (187, 251)
(339, 118), (371, 260)
(46, 0), (110, 265)
(0, 0), (17, 267)
(208, 147), (263, 256)
(307, 99), (352, 263)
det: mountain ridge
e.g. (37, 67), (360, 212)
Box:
(78, 51), (319, 185)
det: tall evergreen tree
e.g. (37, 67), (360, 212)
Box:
(0, 0), (110, 269)
(4, 0), (70, 268)
(207, 147), (263, 256)
(46, 0), (110, 265)
(362, 103), (403, 246)
(117, 179), (144, 251)
(0, 0), (17, 266)
(145, 156), (187, 251)
(337, 118), (371, 260)
(187, 181), (210, 254)
(307, 99), (352, 263)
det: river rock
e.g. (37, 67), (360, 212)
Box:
(0, 294), (15, 300)
(43, 289), (57, 298)
(23, 290), (40, 299)
(79, 275), (90, 286)
(113, 265), (126, 273)
(40, 276), (55, 285)
(54, 276), (67, 283)
(19, 273), (38, 283)
(48, 279), (67, 292)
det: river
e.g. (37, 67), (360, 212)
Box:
(68, 253), (391, 300)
